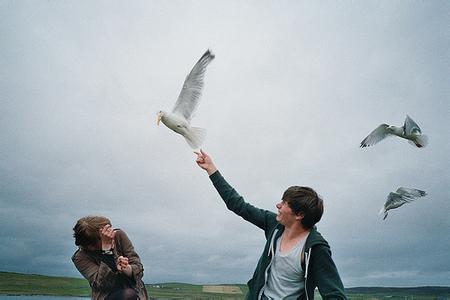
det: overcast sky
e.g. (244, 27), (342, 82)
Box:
(1, 0), (449, 287)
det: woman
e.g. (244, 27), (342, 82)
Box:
(72, 216), (148, 300)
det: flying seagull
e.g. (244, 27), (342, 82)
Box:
(380, 187), (427, 220)
(157, 49), (215, 149)
(360, 115), (428, 148)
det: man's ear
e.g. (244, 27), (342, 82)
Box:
(295, 212), (304, 221)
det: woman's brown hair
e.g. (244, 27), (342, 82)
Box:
(73, 216), (111, 248)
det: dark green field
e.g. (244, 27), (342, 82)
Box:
(0, 271), (90, 297)
(1, 271), (449, 300)
(0, 272), (247, 299)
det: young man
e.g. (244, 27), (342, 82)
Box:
(72, 216), (148, 300)
(195, 150), (347, 300)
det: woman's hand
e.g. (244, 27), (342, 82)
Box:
(117, 256), (132, 277)
(99, 224), (115, 251)
(194, 149), (217, 176)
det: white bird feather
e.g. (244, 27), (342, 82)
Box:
(379, 187), (427, 220)
(157, 49), (215, 149)
(360, 115), (428, 148)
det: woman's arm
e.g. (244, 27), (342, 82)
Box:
(72, 250), (117, 291)
(114, 230), (144, 281)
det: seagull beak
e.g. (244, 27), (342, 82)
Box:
(156, 113), (161, 126)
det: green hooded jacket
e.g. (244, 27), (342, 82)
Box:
(210, 171), (347, 300)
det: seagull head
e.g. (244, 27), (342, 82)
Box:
(156, 110), (165, 126)
(387, 125), (401, 135)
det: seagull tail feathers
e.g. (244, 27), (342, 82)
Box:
(184, 127), (207, 149)
(414, 134), (428, 148)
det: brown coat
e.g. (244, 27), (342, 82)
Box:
(72, 229), (148, 300)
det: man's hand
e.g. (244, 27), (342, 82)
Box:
(117, 256), (132, 277)
(99, 224), (115, 251)
(194, 149), (217, 176)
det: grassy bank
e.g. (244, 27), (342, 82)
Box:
(0, 272), (247, 299)
(1, 271), (449, 299)
(0, 271), (90, 297)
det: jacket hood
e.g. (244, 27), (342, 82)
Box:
(304, 226), (329, 251)
(272, 224), (329, 250)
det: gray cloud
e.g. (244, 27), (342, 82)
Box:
(1, 0), (449, 287)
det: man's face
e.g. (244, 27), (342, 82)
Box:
(276, 199), (301, 226)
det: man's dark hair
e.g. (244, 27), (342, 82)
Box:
(282, 186), (324, 229)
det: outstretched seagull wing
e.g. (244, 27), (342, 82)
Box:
(385, 192), (409, 210)
(396, 187), (427, 199)
(403, 115), (422, 135)
(172, 49), (215, 121)
(360, 124), (390, 147)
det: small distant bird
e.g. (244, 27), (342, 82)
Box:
(157, 49), (215, 149)
(360, 115), (428, 148)
(380, 187), (427, 220)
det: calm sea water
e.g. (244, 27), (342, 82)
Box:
(0, 297), (87, 300)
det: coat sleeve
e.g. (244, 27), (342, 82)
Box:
(72, 250), (117, 292)
(209, 171), (277, 231)
(115, 230), (144, 283)
(310, 245), (347, 300)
